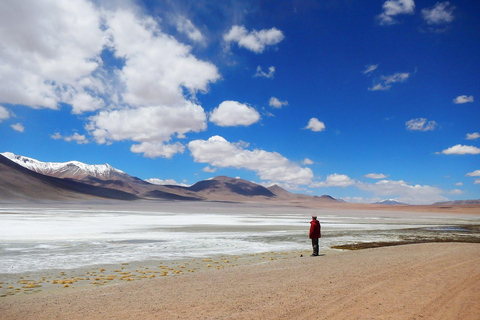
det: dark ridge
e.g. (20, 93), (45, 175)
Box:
(225, 181), (275, 197)
(434, 199), (480, 205)
(188, 179), (220, 192)
(143, 190), (201, 201)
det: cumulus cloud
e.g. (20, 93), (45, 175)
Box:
(188, 135), (314, 186)
(422, 2), (455, 25)
(209, 101), (261, 127)
(269, 97), (288, 109)
(51, 132), (89, 144)
(453, 95), (474, 104)
(466, 132), (480, 140)
(146, 178), (189, 187)
(302, 158), (314, 165)
(357, 179), (447, 205)
(11, 123), (25, 133)
(223, 25), (284, 53)
(439, 144), (480, 155)
(87, 103), (207, 155)
(0, 106), (10, 122)
(87, 10), (219, 157)
(406, 118), (438, 131)
(1, 2), (222, 158)
(369, 72), (410, 91)
(202, 166), (217, 173)
(363, 64), (378, 75)
(305, 118), (326, 132)
(254, 66), (276, 79)
(364, 173), (388, 179)
(377, 0), (415, 25)
(130, 142), (185, 158)
(466, 170), (480, 177)
(105, 10), (219, 107)
(0, 0), (105, 110)
(175, 16), (204, 43)
(314, 174), (356, 187)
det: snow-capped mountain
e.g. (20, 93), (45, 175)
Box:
(1, 152), (127, 181)
(373, 199), (408, 205)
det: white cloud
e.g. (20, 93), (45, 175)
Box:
(314, 174), (356, 188)
(202, 166), (217, 173)
(1, 2), (222, 158)
(369, 83), (391, 91)
(363, 64), (378, 75)
(369, 72), (410, 91)
(209, 101), (260, 127)
(130, 142), (185, 158)
(453, 95), (474, 104)
(188, 135), (314, 186)
(364, 173), (388, 179)
(305, 118), (326, 132)
(105, 9), (220, 108)
(466, 132), (480, 140)
(87, 102), (207, 149)
(0, 106), (10, 122)
(85, 9), (219, 158)
(455, 182), (463, 186)
(176, 16), (204, 43)
(439, 145), (480, 155)
(65, 89), (106, 115)
(146, 178), (189, 187)
(422, 2), (455, 25)
(377, 0), (415, 25)
(382, 72), (410, 84)
(51, 132), (89, 144)
(0, 0), (105, 110)
(223, 25), (284, 53)
(449, 189), (463, 195)
(357, 179), (447, 205)
(406, 118), (438, 131)
(475, 179), (480, 185)
(269, 97), (288, 109)
(302, 158), (314, 165)
(466, 170), (480, 177)
(11, 123), (25, 132)
(254, 66), (275, 79)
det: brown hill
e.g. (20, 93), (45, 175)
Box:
(0, 154), (138, 201)
(433, 199), (480, 205)
(189, 176), (275, 200)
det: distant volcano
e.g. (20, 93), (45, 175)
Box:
(373, 199), (408, 205)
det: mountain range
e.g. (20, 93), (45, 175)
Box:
(2, 152), (479, 208)
(0, 152), (340, 204)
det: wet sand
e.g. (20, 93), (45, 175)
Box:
(1, 243), (479, 320)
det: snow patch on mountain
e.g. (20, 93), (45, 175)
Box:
(1, 152), (126, 180)
(373, 199), (408, 205)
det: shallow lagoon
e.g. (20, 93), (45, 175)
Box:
(0, 200), (478, 274)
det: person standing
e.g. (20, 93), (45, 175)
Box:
(309, 215), (321, 256)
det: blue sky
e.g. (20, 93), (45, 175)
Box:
(0, 0), (479, 204)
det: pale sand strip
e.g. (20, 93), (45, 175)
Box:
(1, 243), (479, 320)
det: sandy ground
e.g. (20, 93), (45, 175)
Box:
(1, 243), (479, 320)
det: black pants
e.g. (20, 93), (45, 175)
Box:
(311, 238), (319, 255)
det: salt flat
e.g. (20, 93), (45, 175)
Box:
(0, 200), (479, 301)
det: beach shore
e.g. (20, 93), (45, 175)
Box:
(1, 243), (479, 320)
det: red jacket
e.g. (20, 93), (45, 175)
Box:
(309, 219), (321, 239)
